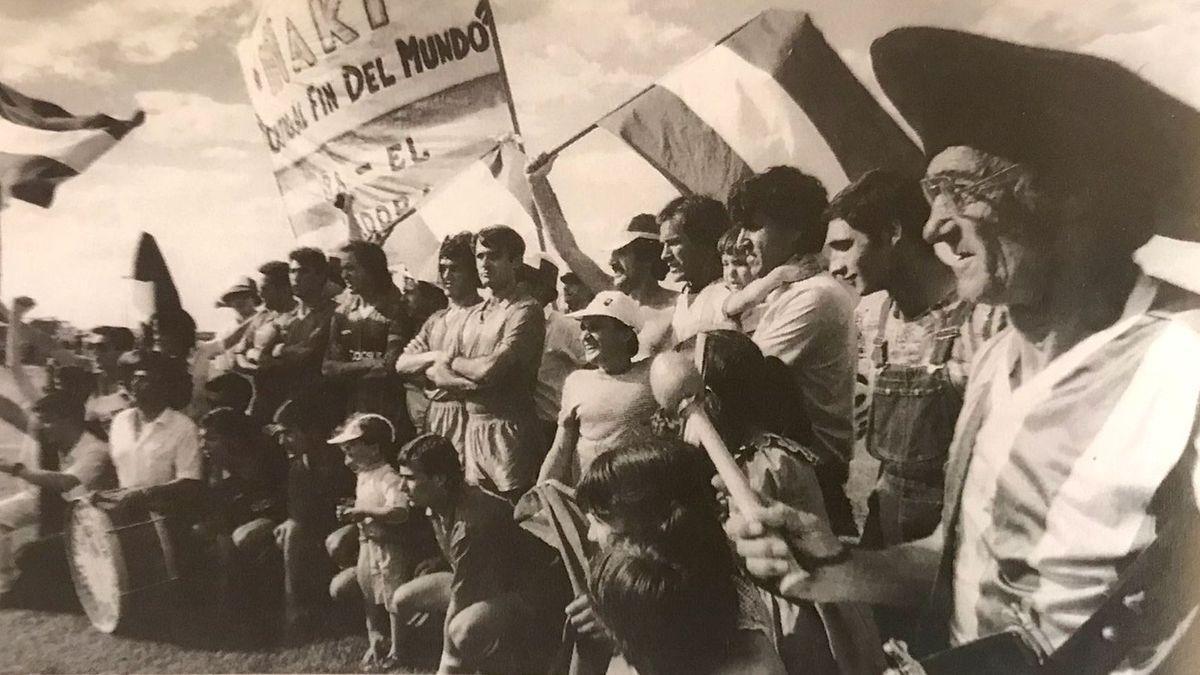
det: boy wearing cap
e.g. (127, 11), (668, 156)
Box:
(331, 413), (434, 668)
(538, 291), (657, 485)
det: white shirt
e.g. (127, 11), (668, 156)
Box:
(108, 407), (203, 488)
(669, 281), (738, 347)
(752, 269), (857, 463)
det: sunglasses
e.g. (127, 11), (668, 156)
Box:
(920, 164), (1022, 212)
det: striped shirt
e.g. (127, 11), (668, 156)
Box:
(944, 307), (1200, 669)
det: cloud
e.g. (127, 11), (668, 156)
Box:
(0, 0), (252, 84)
(133, 90), (263, 149)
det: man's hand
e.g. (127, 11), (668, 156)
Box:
(725, 499), (845, 578)
(565, 594), (614, 646)
(525, 152), (557, 183)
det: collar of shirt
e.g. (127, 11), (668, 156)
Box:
(133, 408), (170, 437)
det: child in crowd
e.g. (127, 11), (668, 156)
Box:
(329, 413), (413, 668)
(575, 438), (785, 675)
(538, 291), (658, 486)
(718, 228), (811, 333)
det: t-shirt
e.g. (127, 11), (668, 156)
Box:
(557, 361), (658, 480)
(325, 285), (412, 422)
(667, 281), (738, 348)
(752, 259), (857, 464)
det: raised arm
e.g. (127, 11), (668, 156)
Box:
(526, 154), (614, 295)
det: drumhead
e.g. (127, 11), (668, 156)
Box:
(66, 502), (126, 633)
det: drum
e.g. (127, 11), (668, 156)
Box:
(65, 499), (179, 633)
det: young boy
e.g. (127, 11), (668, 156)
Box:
(329, 413), (422, 668)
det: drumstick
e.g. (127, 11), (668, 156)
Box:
(649, 352), (810, 594)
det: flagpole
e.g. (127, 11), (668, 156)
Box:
(481, 0), (549, 251)
(536, 11), (761, 164)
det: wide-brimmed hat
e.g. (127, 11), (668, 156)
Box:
(216, 276), (259, 308)
(870, 27), (1200, 270)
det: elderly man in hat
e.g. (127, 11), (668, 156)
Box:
(727, 28), (1200, 673)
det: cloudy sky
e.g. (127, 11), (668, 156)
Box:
(2, 0), (1197, 331)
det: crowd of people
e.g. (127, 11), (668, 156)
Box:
(1, 26), (1198, 675)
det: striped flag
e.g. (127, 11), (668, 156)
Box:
(381, 138), (546, 279)
(0, 82), (143, 207)
(598, 10), (924, 199)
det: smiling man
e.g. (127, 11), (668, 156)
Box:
(825, 168), (1005, 547)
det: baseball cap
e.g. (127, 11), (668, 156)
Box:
(604, 213), (660, 253)
(569, 290), (644, 332)
(328, 413), (396, 446)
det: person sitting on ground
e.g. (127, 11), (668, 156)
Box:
(0, 392), (116, 600)
(575, 437), (785, 675)
(268, 392), (354, 637)
(197, 406), (288, 635)
(330, 414), (435, 669)
(538, 291), (657, 486)
(389, 432), (572, 674)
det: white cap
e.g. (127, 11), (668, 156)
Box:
(569, 290), (644, 331)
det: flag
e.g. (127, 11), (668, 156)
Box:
(381, 138), (546, 279)
(130, 232), (181, 321)
(597, 10), (924, 200)
(236, 0), (522, 258)
(0, 82), (143, 207)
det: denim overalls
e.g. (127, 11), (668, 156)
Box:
(862, 298), (971, 547)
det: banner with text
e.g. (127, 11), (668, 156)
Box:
(236, 0), (516, 267)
